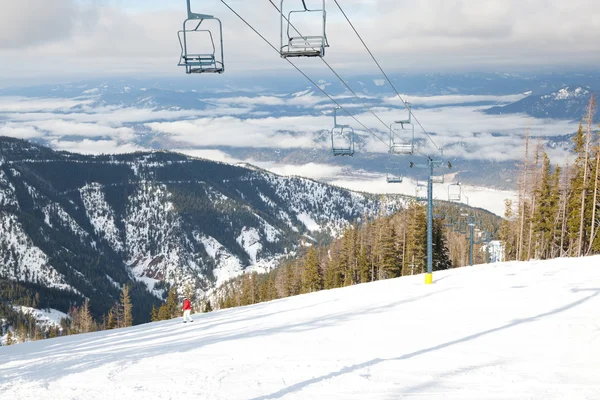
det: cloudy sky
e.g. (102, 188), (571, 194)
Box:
(1, 0), (599, 84)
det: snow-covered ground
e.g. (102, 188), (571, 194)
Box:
(2, 256), (600, 399)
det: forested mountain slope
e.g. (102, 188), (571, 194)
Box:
(0, 137), (405, 322)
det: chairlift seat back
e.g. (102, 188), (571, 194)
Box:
(331, 125), (355, 156)
(178, 4), (224, 75)
(280, 0), (328, 58)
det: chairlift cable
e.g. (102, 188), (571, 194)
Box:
(268, 0), (393, 136)
(332, 0), (442, 154)
(219, 0), (391, 150)
(268, 0), (429, 158)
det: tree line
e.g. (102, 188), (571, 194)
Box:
(1, 285), (133, 346)
(212, 201), (492, 310)
(501, 95), (600, 261)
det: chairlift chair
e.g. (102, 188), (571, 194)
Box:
(178, 0), (224, 74)
(386, 160), (404, 183)
(280, 0), (329, 58)
(330, 107), (355, 156)
(386, 172), (403, 184)
(431, 175), (445, 184)
(389, 103), (415, 155)
(448, 182), (462, 202)
(415, 181), (427, 201)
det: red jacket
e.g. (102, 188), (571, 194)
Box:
(183, 299), (191, 311)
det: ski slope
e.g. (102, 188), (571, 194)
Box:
(2, 257), (600, 399)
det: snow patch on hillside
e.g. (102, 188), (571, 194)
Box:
(42, 204), (89, 240)
(12, 306), (68, 330)
(0, 168), (18, 208)
(543, 86), (589, 101)
(237, 227), (262, 264)
(0, 214), (72, 291)
(197, 234), (243, 286)
(124, 183), (210, 297)
(80, 183), (124, 252)
(297, 212), (320, 231)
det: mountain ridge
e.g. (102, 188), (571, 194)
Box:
(0, 137), (407, 322)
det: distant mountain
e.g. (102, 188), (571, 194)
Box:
(0, 137), (407, 322)
(484, 86), (596, 120)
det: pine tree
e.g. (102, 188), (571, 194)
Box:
(568, 123), (592, 255)
(157, 304), (169, 321)
(533, 153), (557, 259)
(302, 247), (323, 293)
(517, 130), (531, 261)
(107, 305), (117, 329)
(432, 219), (452, 270)
(378, 219), (400, 279)
(165, 286), (179, 319)
(150, 305), (159, 322)
(6, 329), (13, 346)
(204, 300), (213, 313)
(588, 130), (600, 254)
(577, 95), (596, 255)
(500, 199), (517, 261)
(403, 202), (426, 275)
(80, 299), (93, 333)
(120, 285), (133, 327)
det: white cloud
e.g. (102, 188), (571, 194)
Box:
(26, 120), (135, 140)
(251, 161), (346, 180)
(384, 94), (529, 107)
(0, 95), (581, 163)
(146, 115), (330, 150)
(173, 149), (242, 164)
(0, 97), (93, 112)
(328, 174), (517, 217)
(2, 1), (600, 80)
(0, 124), (42, 139)
(49, 139), (147, 155)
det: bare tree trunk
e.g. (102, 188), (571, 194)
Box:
(527, 196), (536, 260)
(553, 192), (564, 258)
(527, 142), (542, 260)
(578, 95), (596, 256)
(587, 150), (600, 255)
(517, 131), (530, 261)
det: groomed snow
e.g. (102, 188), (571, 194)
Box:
(2, 256), (600, 399)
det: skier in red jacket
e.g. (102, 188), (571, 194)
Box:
(182, 297), (193, 323)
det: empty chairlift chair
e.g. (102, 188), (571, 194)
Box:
(415, 181), (427, 201)
(280, 0), (329, 58)
(178, 0), (224, 74)
(389, 103), (415, 155)
(331, 107), (355, 156)
(432, 175), (445, 184)
(386, 166), (403, 183)
(448, 182), (462, 202)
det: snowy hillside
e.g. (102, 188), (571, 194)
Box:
(484, 86), (597, 119)
(0, 137), (411, 321)
(2, 256), (599, 399)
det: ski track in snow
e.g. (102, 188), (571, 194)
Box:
(2, 256), (600, 399)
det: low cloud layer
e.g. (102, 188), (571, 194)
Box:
(0, 92), (580, 166)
